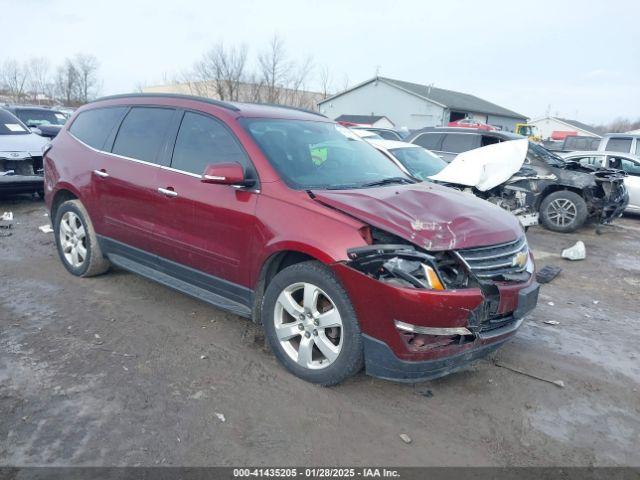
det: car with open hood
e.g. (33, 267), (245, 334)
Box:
(44, 93), (539, 385)
(409, 128), (628, 232)
(0, 109), (49, 195)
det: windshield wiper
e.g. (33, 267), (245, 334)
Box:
(361, 177), (415, 188)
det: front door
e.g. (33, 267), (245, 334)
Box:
(153, 110), (258, 288)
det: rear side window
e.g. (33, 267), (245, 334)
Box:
(441, 133), (480, 153)
(112, 107), (174, 163)
(69, 107), (127, 149)
(376, 130), (401, 141)
(413, 133), (444, 150)
(605, 137), (632, 153)
(171, 112), (248, 174)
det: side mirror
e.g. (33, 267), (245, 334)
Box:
(201, 162), (252, 186)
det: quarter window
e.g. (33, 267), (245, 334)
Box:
(171, 112), (248, 174)
(605, 137), (632, 153)
(112, 107), (175, 163)
(69, 107), (127, 150)
(441, 133), (480, 153)
(413, 133), (444, 150)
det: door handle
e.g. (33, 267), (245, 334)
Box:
(93, 169), (109, 178)
(158, 187), (178, 198)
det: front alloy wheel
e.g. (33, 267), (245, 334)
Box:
(274, 282), (343, 369)
(262, 261), (363, 385)
(546, 198), (577, 228)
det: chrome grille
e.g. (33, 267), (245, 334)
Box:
(456, 236), (528, 280)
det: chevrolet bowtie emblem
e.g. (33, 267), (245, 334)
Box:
(512, 251), (528, 268)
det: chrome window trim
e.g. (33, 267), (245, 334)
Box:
(68, 131), (160, 168)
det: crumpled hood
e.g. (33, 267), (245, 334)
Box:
(312, 182), (522, 251)
(0, 133), (49, 158)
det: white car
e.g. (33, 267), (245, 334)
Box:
(364, 138), (447, 181)
(560, 150), (639, 213)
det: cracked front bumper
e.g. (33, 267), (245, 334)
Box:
(0, 174), (44, 194)
(332, 263), (538, 382)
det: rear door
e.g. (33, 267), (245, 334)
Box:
(153, 110), (258, 288)
(95, 106), (177, 253)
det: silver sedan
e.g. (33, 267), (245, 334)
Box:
(560, 150), (640, 214)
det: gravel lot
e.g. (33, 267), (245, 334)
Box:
(1, 195), (639, 467)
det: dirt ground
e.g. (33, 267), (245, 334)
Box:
(1, 195), (639, 467)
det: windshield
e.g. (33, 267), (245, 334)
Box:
(0, 110), (29, 135)
(389, 147), (447, 180)
(15, 109), (67, 127)
(528, 142), (565, 167)
(242, 119), (413, 190)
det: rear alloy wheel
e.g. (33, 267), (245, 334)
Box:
(59, 211), (88, 268)
(262, 261), (363, 385)
(54, 200), (110, 277)
(540, 191), (588, 233)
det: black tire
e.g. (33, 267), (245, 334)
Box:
(53, 199), (110, 277)
(539, 190), (588, 233)
(262, 261), (364, 386)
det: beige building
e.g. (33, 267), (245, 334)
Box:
(142, 80), (324, 111)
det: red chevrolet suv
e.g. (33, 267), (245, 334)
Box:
(44, 94), (539, 385)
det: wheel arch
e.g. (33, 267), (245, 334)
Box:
(252, 248), (330, 324)
(50, 185), (81, 220)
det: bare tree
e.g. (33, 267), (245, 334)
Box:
(27, 57), (50, 103)
(55, 59), (79, 105)
(318, 65), (333, 99)
(1, 59), (29, 101)
(74, 53), (100, 103)
(191, 42), (248, 101)
(258, 34), (290, 104)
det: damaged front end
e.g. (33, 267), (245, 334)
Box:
(0, 151), (45, 195)
(343, 227), (537, 359)
(561, 162), (629, 224)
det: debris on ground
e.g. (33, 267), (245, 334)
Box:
(543, 320), (560, 326)
(399, 433), (412, 444)
(38, 224), (53, 233)
(200, 355), (208, 360)
(561, 241), (586, 261)
(493, 361), (565, 388)
(593, 300), (600, 305)
(536, 265), (562, 284)
(1, 212), (13, 236)
(215, 412), (226, 422)
(417, 389), (434, 398)
(547, 301), (555, 306)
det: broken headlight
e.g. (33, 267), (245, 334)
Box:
(347, 244), (445, 290)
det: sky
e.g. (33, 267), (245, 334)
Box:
(3, 0), (639, 124)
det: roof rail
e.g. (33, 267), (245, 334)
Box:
(89, 93), (241, 112)
(254, 103), (327, 118)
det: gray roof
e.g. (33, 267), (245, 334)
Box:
(320, 76), (527, 120)
(556, 118), (601, 136)
(335, 114), (388, 124)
